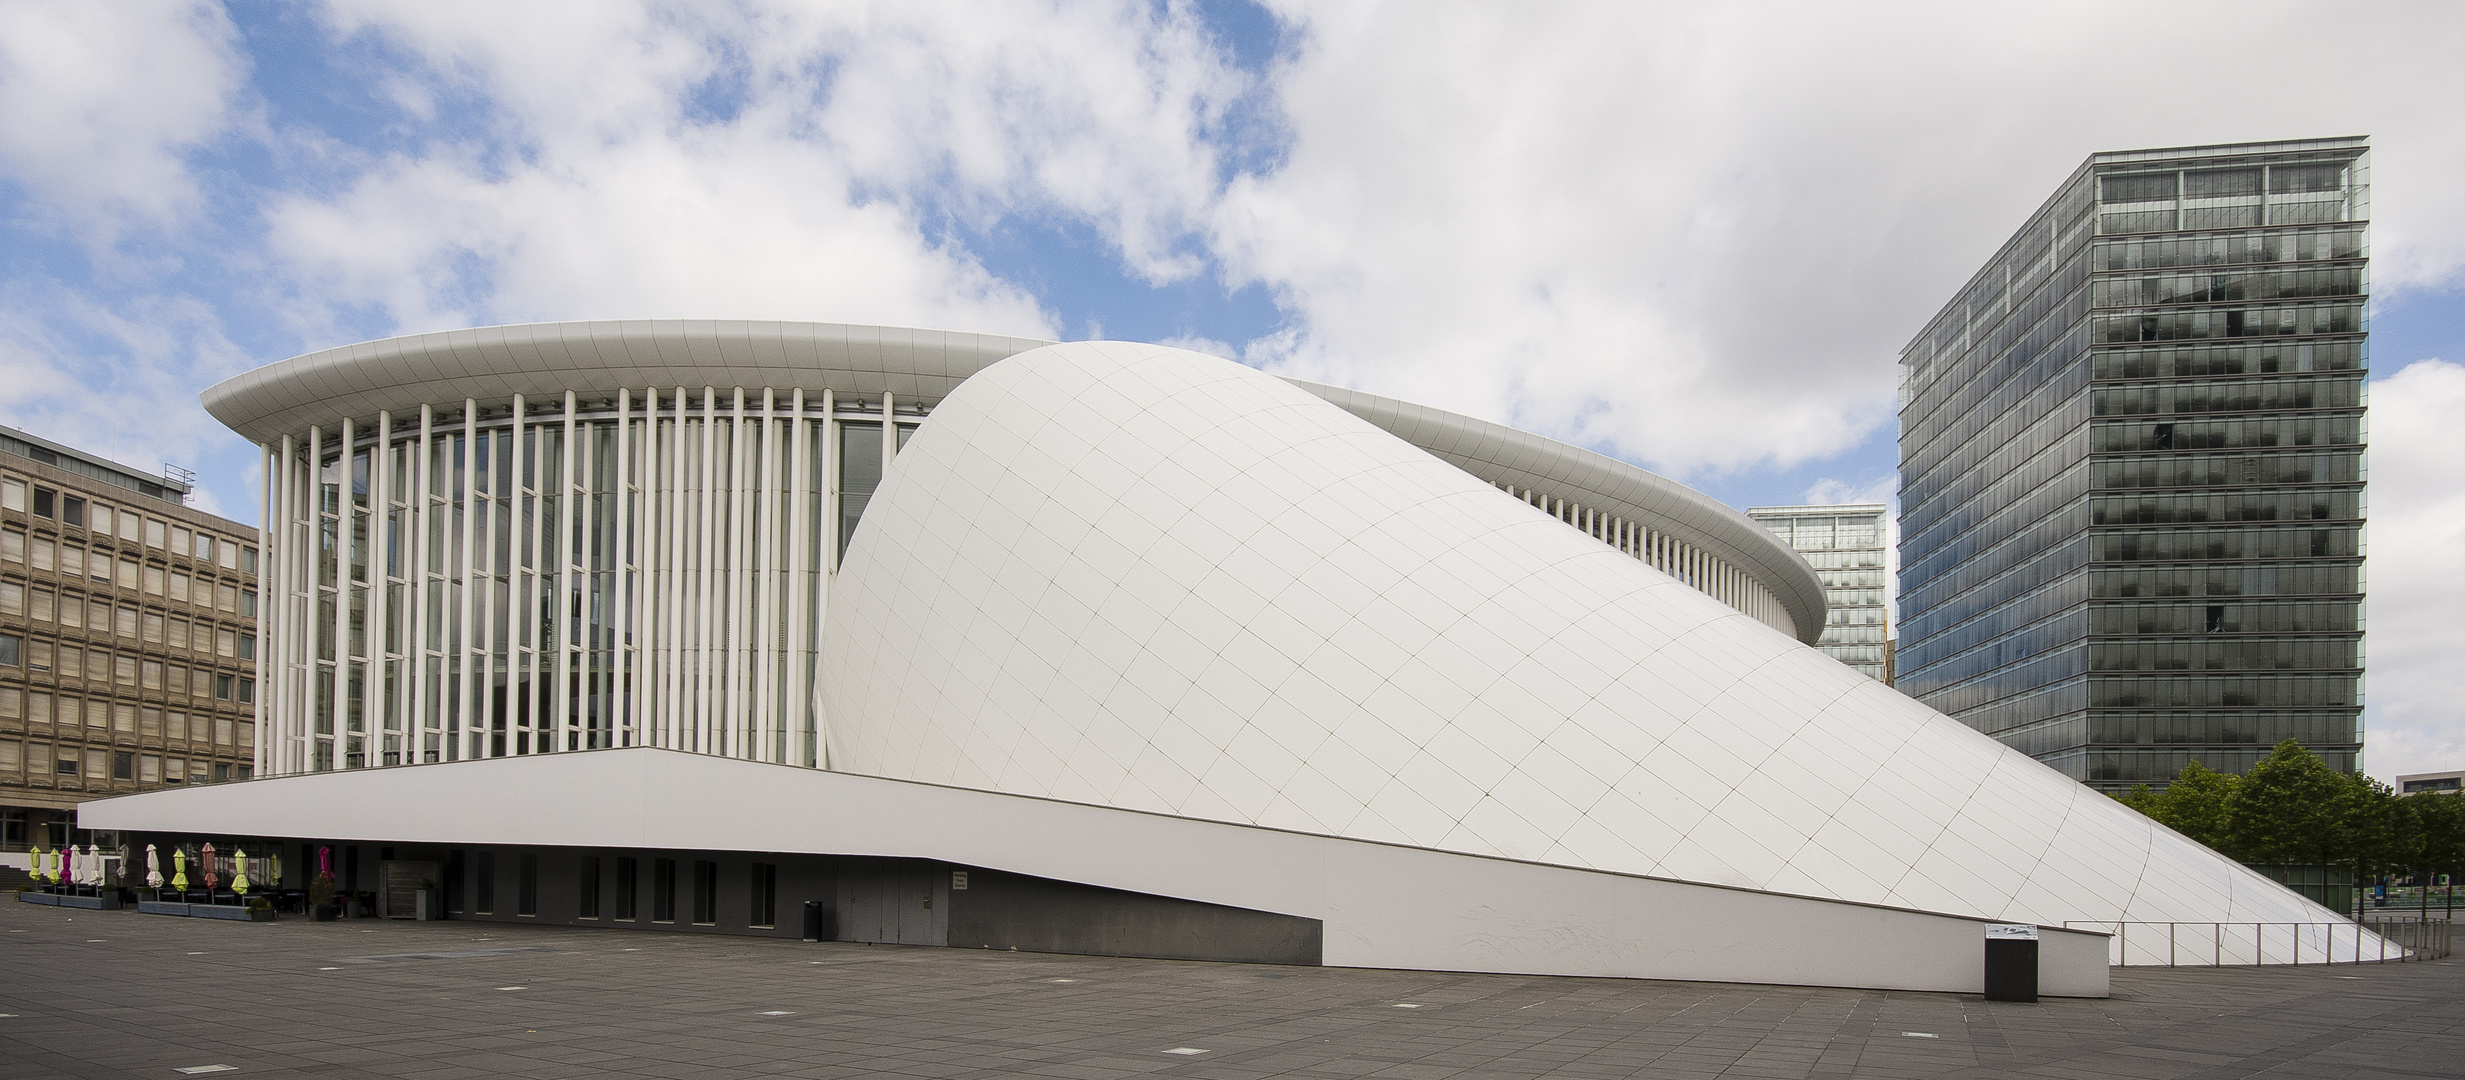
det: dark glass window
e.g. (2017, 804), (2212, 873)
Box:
(652, 858), (676, 922)
(578, 856), (600, 918)
(516, 853), (538, 916)
(614, 857), (637, 920)
(692, 860), (717, 925)
(475, 852), (495, 914)
(749, 863), (776, 928)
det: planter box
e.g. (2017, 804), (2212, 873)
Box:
(189, 904), (263, 921)
(139, 900), (193, 916)
(16, 892), (60, 907)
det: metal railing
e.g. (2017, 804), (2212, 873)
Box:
(2064, 920), (2447, 966)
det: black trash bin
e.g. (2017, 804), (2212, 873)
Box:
(1983, 924), (2039, 1003)
(802, 900), (831, 942)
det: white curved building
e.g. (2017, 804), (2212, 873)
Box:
(205, 321), (1820, 776)
(83, 321), (2384, 992)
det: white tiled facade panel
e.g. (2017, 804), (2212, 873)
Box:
(821, 341), (2351, 955)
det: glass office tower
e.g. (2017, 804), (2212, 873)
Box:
(1897, 138), (2367, 791)
(1748, 504), (1892, 682)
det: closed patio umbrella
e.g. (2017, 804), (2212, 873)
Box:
(85, 844), (102, 889)
(145, 844), (163, 889)
(233, 848), (250, 895)
(58, 846), (75, 888)
(171, 847), (188, 891)
(202, 843), (219, 892)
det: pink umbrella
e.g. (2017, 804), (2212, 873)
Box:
(202, 843), (219, 892)
(57, 845), (74, 887)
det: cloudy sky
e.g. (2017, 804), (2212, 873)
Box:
(0, 0), (2459, 780)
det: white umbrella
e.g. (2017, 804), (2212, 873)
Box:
(145, 844), (164, 889)
(86, 844), (102, 889)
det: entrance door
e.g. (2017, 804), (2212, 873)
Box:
(835, 859), (947, 945)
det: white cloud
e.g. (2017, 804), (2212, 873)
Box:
(267, 0), (1249, 341)
(1219, 1), (2465, 478)
(0, 0), (246, 241)
(2361, 358), (2465, 781)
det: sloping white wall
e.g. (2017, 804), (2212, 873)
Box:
(79, 749), (2106, 996)
(819, 341), (2356, 957)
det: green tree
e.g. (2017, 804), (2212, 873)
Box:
(2150, 760), (2240, 856)
(2414, 789), (2465, 880)
(2225, 740), (2348, 865)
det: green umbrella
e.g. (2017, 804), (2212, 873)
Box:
(233, 848), (251, 895)
(171, 847), (189, 891)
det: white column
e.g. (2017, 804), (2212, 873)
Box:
(271, 435), (294, 775)
(411, 405), (433, 762)
(728, 387), (749, 758)
(615, 388), (635, 748)
(695, 387), (717, 755)
(665, 387), (688, 752)
(554, 391), (578, 753)
(455, 401), (479, 760)
(786, 389), (812, 769)
(372, 412), (393, 763)
(754, 388), (779, 762)
(508, 394), (528, 751)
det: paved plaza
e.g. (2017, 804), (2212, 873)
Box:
(1, 900), (2457, 1079)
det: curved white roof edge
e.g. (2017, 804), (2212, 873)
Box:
(204, 320), (1818, 635)
(200, 319), (1059, 445)
(1293, 380), (1825, 642)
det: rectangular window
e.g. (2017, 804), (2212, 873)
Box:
(217, 582), (237, 611)
(116, 605), (135, 637)
(692, 860), (718, 925)
(240, 589), (257, 618)
(614, 857), (638, 920)
(475, 851), (496, 914)
(0, 687), (17, 718)
(115, 557), (136, 590)
(749, 863), (777, 928)
(215, 674), (233, 700)
(61, 496), (83, 528)
(218, 541), (237, 570)
(237, 677), (255, 704)
(143, 565), (163, 595)
(26, 639), (48, 671)
(241, 546), (257, 574)
(0, 479), (20, 511)
(32, 487), (53, 518)
(516, 852), (538, 916)
(1, 527), (20, 561)
(140, 753), (160, 782)
(30, 536), (52, 571)
(194, 534), (214, 561)
(0, 582), (18, 616)
(146, 519), (165, 548)
(652, 858), (676, 922)
(27, 588), (49, 622)
(0, 740), (17, 771)
(170, 526), (190, 554)
(141, 660), (163, 690)
(0, 633), (17, 667)
(89, 505), (111, 535)
(238, 633), (255, 661)
(112, 751), (132, 780)
(578, 856), (601, 918)
(84, 747), (105, 778)
(170, 571), (190, 603)
(118, 511), (137, 542)
(217, 628), (236, 657)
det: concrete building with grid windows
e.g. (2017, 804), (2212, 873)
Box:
(0, 426), (260, 866)
(1748, 504), (1892, 682)
(1896, 138), (2369, 792)
(81, 321), (2386, 991)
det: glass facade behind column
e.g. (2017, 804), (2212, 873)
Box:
(1897, 138), (2367, 791)
(1748, 504), (1891, 681)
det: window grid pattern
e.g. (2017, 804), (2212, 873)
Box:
(1897, 140), (2366, 789)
